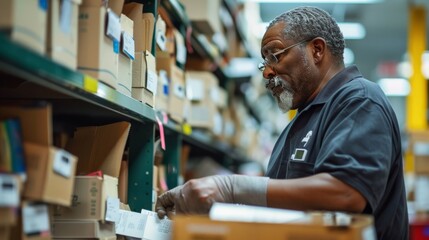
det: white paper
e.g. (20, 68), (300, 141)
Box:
(0, 175), (19, 207)
(146, 70), (158, 94)
(156, 30), (167, 52)
(53, 149), (73, 178)
(174, 83), (185, 98)
(106, 10), (121, 42)
(105, 197), (120, 222)
(23, 203), (50, 235)
(186, 79), (204, 101)
(115, 209), (147, 238)
(209, 203), (308, 224)
(141, 209), (172, 240)
(60, 0), (72, 34)
(159, 70), (169, 96)
(122, 31), (135, 60)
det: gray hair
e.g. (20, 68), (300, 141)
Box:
(268, 6), (345, 63)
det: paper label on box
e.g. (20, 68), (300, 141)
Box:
(60, 0), (72, 34)
(122, 32), (135, 60)
(53, 150), (74, 178)
(23, 203), (50, 235)
(116, 209), (147, 238)
(146, 70), (158, 94)
(105, 196), (120, 222)
(211, 88), (220, 103)
(174, 83), (185, 98)
(186, 79), (204, 101)
(106, 11), (121, 42)
(159, 70), (169, 96)
(0, 175), (19, 207)
(141, 209), (172, 240)
(156, 30), (167, 52)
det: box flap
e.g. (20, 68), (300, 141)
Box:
(0, 104), (52, 146)
(65, 121), (130, 177)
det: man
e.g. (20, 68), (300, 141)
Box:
(156, 6), (408, 240)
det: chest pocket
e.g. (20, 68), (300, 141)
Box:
(286, 161), (315, 179)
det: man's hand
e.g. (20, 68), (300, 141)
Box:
(156, 175), (269, 219)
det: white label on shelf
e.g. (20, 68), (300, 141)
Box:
(141, 209), (172, 240)
(146, 70), (158, 94)
(159, 70), (169, 96)
(106, 10), (121, 42)
(0, 175), (19, 207)
(186, 79), (204, 101)
(105, 196), (120, 222)
(122, 31), (135, 60)
(60, 0), (72, 34)
(53, 150), (73, 178)
(174, 83), (185, 99)
(115, 209), (147, 238)
(156, 30), (167, 52)
(23, 203), (50, 235)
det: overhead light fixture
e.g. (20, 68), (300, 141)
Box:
(253, 22), (366, 40)
(378, 78), (410, 97)
(338, 23), (366, 39)
(244, 0), (382, 3)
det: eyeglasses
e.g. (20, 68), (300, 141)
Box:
(258, 39), (311, 72)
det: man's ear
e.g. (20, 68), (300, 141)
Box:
(311, 37), (326, 64)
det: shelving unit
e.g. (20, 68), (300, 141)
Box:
(0, 26), (252, 212)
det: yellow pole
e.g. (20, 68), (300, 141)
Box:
(406, 5), (426, 172)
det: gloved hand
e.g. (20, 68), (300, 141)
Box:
(156, 174), (269, 219)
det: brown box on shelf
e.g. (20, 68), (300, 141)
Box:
(16, 201), (53, 240)
(23, 143), (78, 206)
(0, 0), (47, 54)
(0, 104), (52, 146)
(52, 220), (116, 239)
(180, 0), (221, 37)
(172, 213), (375, 240)
(185, 71), (218, 129)
(65, 121), (131, 178)
(0, 207), (18, 226)
(131, 50), (157, 107)
(155, 69), (169, 112)
(117, 14), (134, 97)
(132, 87), (155, 107)
(168, 65), (186, 124)
(77, 0), (119, 89)
(118, 160), (128, 204)
(409, 130), (429, 174)
(47, 0), (81, 70)
(123, 2), (155, 53)
(53, 174), (118, 221)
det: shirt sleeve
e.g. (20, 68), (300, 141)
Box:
(314, 96), (397, 212)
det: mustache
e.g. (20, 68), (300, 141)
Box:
(265, 76), (292, 92)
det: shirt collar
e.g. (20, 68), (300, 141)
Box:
(299, 65), (363, 111)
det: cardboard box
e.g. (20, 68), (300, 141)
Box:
(123, 3), (155, 52)
(65, 121), (131, 177)
(47, 0), (81, 70)
(0, 0), (47, 54)
(132, 51), (157, 91)
(0, 207), (18, 226)
(185, 71), (218, 129)
(117, 14), (134, 97)
(23, 143), (78, 206)
(155, 70), (169, 112)
(77, 0), (119, 88)
(409, 130), (429, 174)
(0, 226), (11, 240)
(180, 0), (221, 36)
(132, 87), (155, 107)
(52, 220), (115, 239)
(19, 201), (53, 240)
(53, 174), (118, 220)
(0, 104), (52, 146)
(168, 66), (186, 123)
(118, 161), (128, 204)
(172, 214), (375, 240)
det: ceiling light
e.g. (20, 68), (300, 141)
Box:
(244, 0), (382, 3)
(378, 78), (410, 97)
(338, 23), (366, 39)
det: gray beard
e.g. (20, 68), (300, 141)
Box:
(270, 76), (294, 113)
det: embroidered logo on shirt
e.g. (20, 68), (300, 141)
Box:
(301, 130), (313, 147)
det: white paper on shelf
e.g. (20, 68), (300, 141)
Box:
(209, 202), (309, 224)
(141, 209), (172, 240)
(0, 174), (20, 207)
(23, 203), (50, 235)
(105, 197), (120, 222)
(115, 209), (147, 238)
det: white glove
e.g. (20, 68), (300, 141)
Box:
(156, 174), (269, 219)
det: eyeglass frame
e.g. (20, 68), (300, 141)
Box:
(258, 38), (313, 72)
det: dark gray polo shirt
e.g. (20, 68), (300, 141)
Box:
(266, 65), (408, 240)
